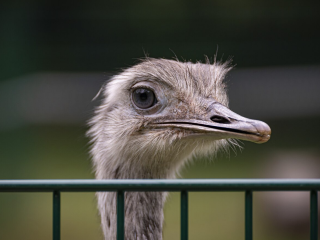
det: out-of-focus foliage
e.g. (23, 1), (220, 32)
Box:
(1, 0), (319, 81)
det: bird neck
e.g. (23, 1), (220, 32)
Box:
(96, 156), (171, 240)
(97, 191), (166, 240)
(93, 139), (196, 240)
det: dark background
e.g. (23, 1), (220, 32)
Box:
(1, 1), (320, 240)
(1, 0), (320, 81)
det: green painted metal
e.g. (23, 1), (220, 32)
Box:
(1, 179), (320, 192)
(0, 179), (319, 240)
(181, 190), (188, 240)
(117, 191), (125, 240)
(310, 190), (318, 240)
(245, 191), (253, 240)
(53, 191), (60, 240)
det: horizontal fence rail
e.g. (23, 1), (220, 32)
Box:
(0, 179), (319, 240)
(1, 179), (320, 191)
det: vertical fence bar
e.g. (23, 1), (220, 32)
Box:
(117, 191), (125, 240)
(245, 191), (253, 240)
(310, 190), (318, 240)
(53, 191), (60, 240)
(181, 190), (188, 240)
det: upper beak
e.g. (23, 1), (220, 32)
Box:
(153, 103), (271, 144)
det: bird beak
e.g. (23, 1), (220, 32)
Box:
(153, 103), (271, 144)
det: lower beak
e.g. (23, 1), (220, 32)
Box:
(153, 103), (271, 144)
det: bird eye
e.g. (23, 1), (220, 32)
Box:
(132, 88), (157, 109)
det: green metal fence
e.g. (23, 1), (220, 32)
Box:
(0, 179), (319, 240)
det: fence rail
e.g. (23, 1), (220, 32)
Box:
(0, 179), (319, 240)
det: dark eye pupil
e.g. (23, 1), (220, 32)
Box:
(132, 88), (156, 109)
(140, 92), (148, 101)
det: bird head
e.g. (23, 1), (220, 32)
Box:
(88, 58), (271, 178)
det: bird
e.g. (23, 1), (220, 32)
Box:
(87, 57), (271, 240)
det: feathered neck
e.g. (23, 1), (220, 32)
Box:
(95, 152), (177, 240)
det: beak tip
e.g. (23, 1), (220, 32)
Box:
(256, 134), (271, 144)
(252, 121), (271, 143)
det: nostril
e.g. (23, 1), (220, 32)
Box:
(210, 115), (231, 124)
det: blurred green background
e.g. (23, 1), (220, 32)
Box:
(1, 1), (320, 240)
